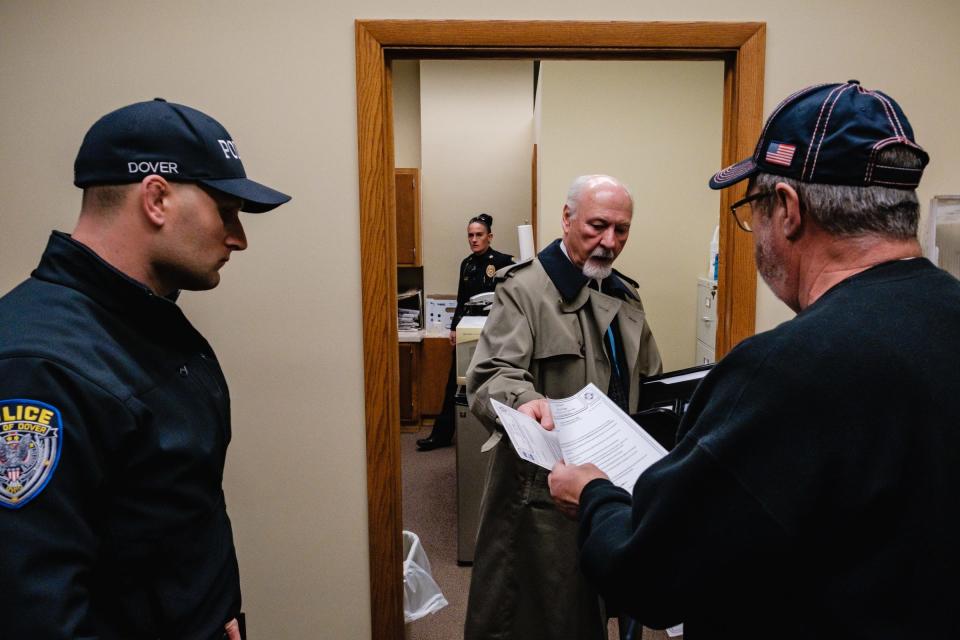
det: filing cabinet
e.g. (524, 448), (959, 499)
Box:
(695, 278), (718, 364)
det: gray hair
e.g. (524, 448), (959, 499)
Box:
(752, 146), (923, 239)
(565, 174), (633, 219)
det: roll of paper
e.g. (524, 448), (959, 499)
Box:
(518, 224), (534, 261)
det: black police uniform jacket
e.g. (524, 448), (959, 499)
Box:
(0, 232), (240, 640)
(450, 247), (514, 330)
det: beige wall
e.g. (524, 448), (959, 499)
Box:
(419, 60), (533, 298)
(392, 60), (422, 169)
(1, 2), (959, 638)
(537, 60), (724, 371)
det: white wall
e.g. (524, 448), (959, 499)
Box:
(537, 60), (724, 371)
(419, 60), (534, 298)
(2, 2), (959, 638)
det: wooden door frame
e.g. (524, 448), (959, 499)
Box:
(355, 19), (765, 639)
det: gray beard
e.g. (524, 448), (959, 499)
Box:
(582, 247), (615, 280)
(755, 239), (785, 296)
(582, 259), (613, 280)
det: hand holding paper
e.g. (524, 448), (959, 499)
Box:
(490, 383), (668, 492)
(517, 397), (554, 430)
(490, 399), (563, 467)
(547, 461), (608, 518)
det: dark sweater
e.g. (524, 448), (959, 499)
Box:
(578, 258), (960, 638)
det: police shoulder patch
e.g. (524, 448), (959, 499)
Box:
(0, 399), (62, 509)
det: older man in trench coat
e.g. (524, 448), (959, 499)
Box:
(465, 174), (662, 640)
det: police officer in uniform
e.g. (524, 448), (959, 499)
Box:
(416, 213), (513, 451)
(0, 99), (290, 639)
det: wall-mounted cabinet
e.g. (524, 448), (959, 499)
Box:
(395, 168), (421, 266)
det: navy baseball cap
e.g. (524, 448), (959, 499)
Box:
(74, 98), (291, 213)
(709, 80), (928, 191)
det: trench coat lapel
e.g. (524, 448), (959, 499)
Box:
(587, 290), (621, 338)
(616, 300), (647, 383)
(558, 285), (591, 314)
(586, 291), (622, 389)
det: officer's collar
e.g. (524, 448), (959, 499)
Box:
(469, 247), (494, 261)
(34, 231), (184, 317)
(538, 238), (636, 302)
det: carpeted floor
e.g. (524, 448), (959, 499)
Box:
(401, 427), (470, 639)
(400, 428), (673, 640)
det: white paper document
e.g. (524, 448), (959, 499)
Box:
(490, 383), (668, 492)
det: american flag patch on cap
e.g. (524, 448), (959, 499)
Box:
(765, 142), (796, 166)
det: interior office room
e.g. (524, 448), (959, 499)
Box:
(394, 57), (724, 639)
(1, 2), (958, 639)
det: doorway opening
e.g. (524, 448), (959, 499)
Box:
(355, 19), (765, 639)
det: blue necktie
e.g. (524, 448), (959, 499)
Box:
(606, 326), (620, 379)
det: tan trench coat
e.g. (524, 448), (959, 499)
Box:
(465, 255), (662, 640)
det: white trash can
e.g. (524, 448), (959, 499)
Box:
(402, 530), (449, 624)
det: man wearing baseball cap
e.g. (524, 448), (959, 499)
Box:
(0, 99), (290, 639)
(548, 81), (960, 637)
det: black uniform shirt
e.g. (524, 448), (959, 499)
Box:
(450, 247), (514, 330)
(0, 232), (240, 640)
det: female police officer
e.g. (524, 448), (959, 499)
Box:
(416, 214), (514, 451)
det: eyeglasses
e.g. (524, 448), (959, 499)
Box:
(728, 191), (770, 232)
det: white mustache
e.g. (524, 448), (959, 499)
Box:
(589, 247), (614, 261)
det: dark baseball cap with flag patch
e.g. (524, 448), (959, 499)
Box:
(74, 98), (291, 213)
(709, 80), (928, 191)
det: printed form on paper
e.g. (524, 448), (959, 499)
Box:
(490, 383), (668, 492)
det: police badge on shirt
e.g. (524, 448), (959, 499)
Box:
(0, 399), (62, 509)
